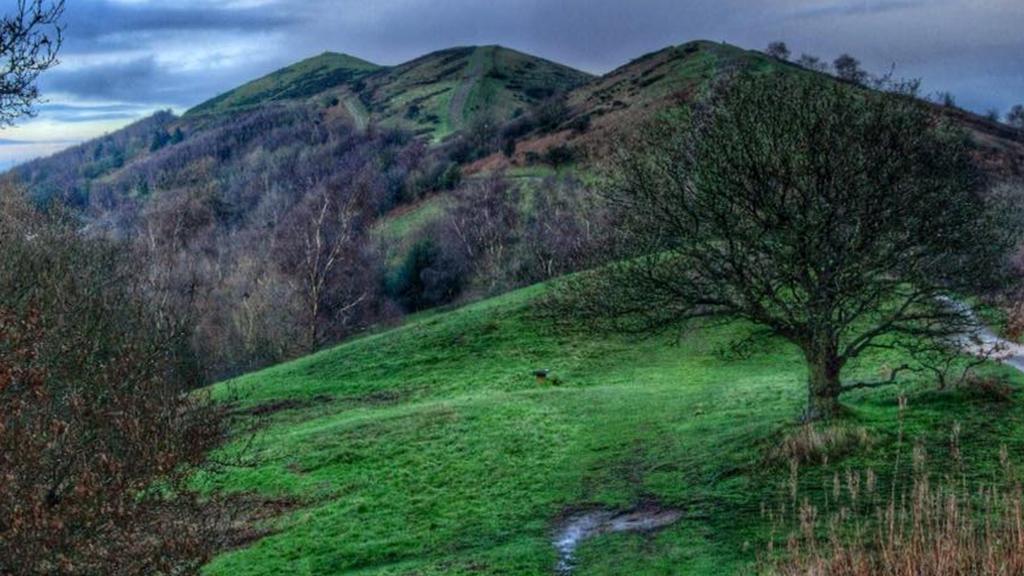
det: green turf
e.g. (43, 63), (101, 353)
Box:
(368, 46), (592, 141)
(187, 53), (382, 116)
(199, 283), (1024, 575)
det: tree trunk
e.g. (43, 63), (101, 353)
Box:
(804, 342), (843, 421)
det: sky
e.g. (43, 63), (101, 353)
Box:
(1, 0), (1022, 168)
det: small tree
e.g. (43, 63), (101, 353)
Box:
(558, 74), (1017, 420)
(936, 90), (957, 108)
(276, 180), (376, 352)
(766, 41), (791, 61)
(796, 54), (830, 74)
(0, 190), (228, 574)
(833, 53), (868, 85)
(0, 0), (64, 126)
(1008, 104), (1024, 130)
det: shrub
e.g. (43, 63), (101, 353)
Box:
(544, 144), (575, 167)
(0, 192), (228, 574)
(833, 54), (868, 85)
(766, 41), (791, 61)
(385, 238), (467, 312)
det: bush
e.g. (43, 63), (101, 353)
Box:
(385, 238), (467, 312)
(0, 191), (227, 574)
(544, 144), (575, 167)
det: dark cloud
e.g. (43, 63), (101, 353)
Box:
(41, 57), (161, 103)
(63, 1), (297, 45)
(39, 56), (243, 108)
(36, 103), (149, 123)
(789, 0), (934, 19)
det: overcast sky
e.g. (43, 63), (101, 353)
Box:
(1, 0), (1021, 168)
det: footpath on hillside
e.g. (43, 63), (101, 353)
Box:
(448, 48), (487, 130)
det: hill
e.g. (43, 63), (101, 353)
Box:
(360, 45), (593, 139)
(186, 52), (383, 117)
(497, 40), (1024, 177)
(8, 40), (1023, 380)
(185, 45), (593, 140)
(570, 41), (766, 130)
(199, 283), (1024, 575)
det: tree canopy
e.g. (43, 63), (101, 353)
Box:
(558, 73), (1019, 420)
(0, 0), (63, 125)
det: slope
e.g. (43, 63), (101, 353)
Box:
(499, 40), (771, 163)
(200, 283), (1024, 575)
(358, 45), (593, 140)
(186, 52), (383, 116)
(499, 40), (1023, 179)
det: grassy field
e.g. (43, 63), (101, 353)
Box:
(199, 284), (1024, 575)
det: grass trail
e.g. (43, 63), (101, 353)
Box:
(343, 97), (370, 132)
(448, 47), (488, 130)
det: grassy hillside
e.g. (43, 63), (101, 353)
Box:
(501, 40), (787, 166)
(186, 45), (592, 140)
(199, 283), (1024, 575)
(187, 52), (383, 116)
(362, 45), (593, 140)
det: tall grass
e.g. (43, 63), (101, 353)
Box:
(765, 396), (1024, 575)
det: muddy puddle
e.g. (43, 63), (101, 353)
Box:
(553, 506), (682, 574)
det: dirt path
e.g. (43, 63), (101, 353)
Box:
(343, 97), (369, 132)
(553, 506), (681, 574)
(948, 299), (1024, 372)
(448, 48), (487, 130)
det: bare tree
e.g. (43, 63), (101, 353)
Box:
(0, 0), (64, 125)
(1008, 105), (1024, 131)
(281, 187), (369, 352)
(556, 74), (1019, 421)
(796, 54), (830, 74)
(0, 189), (229, 574)
(444, 174), (520, 293)
(833, 53), (868, 85)
(766, 41), (791, 61)
(516, 176), (607, 283)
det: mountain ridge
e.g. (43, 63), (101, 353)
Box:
(186, 52), (383, 117)
(11, 40), (1022, 211)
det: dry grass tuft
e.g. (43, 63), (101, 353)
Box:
(764, 399), (1024, 575)
(769, 423), (873, 466)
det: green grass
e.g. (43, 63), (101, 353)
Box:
(369, 46), (592, 141)
(187, 53), (382, 116)
(199, 284), (1024, 575)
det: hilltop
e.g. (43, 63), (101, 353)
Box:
(186, 45), (593, 140)
(358, 45), (592, 139)
(186, 52), (383, 117)
(13, 40), (1022, 208)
